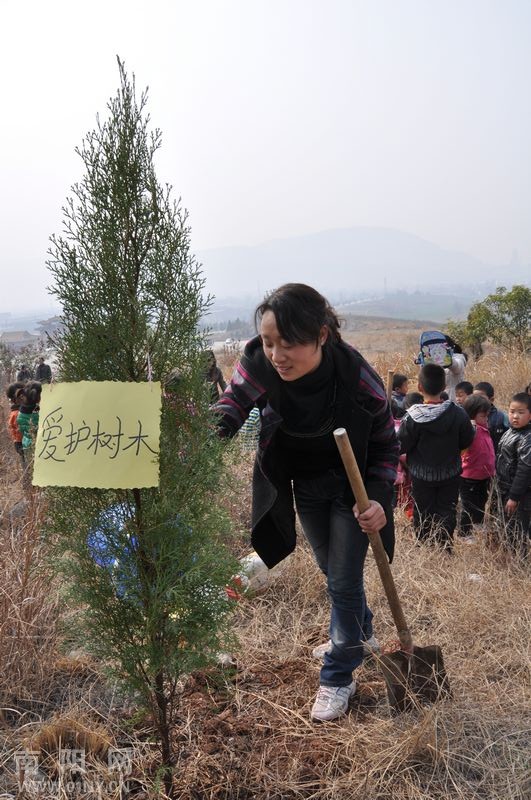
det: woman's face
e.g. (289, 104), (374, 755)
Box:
(260, 310), (326, 382)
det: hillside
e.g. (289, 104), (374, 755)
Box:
(0, 342), (529, 799)
(198, 226), (520, 301)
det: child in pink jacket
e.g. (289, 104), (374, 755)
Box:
(458, 394), (495, 539)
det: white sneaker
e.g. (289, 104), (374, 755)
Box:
(310, 681), (356, 722)
(311, 635), (380, 660)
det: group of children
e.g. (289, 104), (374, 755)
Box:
(5, 380), (42, 467)
(4, 361), (530, 555)
(392, 369), (531, 554)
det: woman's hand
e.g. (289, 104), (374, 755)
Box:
(353, 500), (386, 535)
(505, 498), (518, 517)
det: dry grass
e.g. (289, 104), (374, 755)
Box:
(0, 421), (60, 703)
(217, 328), (530, 405)
(0, 339), (529, 799)
(169, 510), (530, 800)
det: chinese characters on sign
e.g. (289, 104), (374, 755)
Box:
(33, 382), (161, 489)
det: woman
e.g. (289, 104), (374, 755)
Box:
(213, 284), (398, 722)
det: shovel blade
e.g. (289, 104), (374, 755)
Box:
(380, 645), (451, 713)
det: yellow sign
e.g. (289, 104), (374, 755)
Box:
(33, 382), (161, 488)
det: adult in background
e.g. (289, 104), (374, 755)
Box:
(444, 336), (468, 403)
(16, 364), (33, 382)
(204, 350), (227, 403)
(35, 356), (52, 384)
(212, 283), (399, 722)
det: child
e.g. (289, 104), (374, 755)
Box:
(455, 381), (474, 406)
(6, 382), (25, 466)
(473, 381), (509, 454)
(394, 392), (424, 518)
(404, 391), (424, 409)
(458, 394), (495, 540)
(391, 373), (409, 417)
(496, 392), (531, 554)
(16, 381), (42, 451)
(398, 364), (474, 550)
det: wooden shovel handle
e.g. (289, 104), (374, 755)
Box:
(333, 428), (413, 653)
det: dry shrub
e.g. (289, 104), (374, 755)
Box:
(217, 349), (243, 382)
(218, 446), (254, 551)
(0, 434), (61, 703)
(345, 331), (530, 405)
(464, 349), (530, 407)
(26, 711), (112, 765)
(2, 704), (148, 800)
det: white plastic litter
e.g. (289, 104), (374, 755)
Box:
(236, 551), (287, 593)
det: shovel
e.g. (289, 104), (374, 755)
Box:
(333, 428), (451, 713)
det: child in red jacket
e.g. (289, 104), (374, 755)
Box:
(458, 393), (495, 539)
(6, 382), (25, 466)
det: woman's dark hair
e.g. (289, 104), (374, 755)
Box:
(463, 393), (491, 420)
(445, 334), (462, 354)
(445, 334), (468, 362)
(254, 283), (342, 345)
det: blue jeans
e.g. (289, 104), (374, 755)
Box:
(293, 469), (373, 687)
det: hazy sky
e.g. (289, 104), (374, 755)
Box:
(1, 0), (530, 312)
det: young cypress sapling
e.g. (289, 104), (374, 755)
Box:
(45, 58), (237, 798)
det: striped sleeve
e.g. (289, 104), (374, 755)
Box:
(211, 361), (266, 438)
(358, 362), (399, 484)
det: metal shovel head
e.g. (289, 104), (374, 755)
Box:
(380, 644), (451, 713)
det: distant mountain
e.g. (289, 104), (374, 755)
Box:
(198, 227), (518, 299)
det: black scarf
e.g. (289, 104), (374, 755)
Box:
(276, 346), (336, 436)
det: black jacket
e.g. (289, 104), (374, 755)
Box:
(214, 337), (399, 567)
(488, 405), (510, 454)
(398, 400), (475, 482)
(35, 363), (52, 383)
(496, 424), (531, 500)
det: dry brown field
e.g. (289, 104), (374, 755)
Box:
(0, 329), (529, 799)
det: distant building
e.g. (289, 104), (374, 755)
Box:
(0, 330), (40, 353)
(36, 315), (65, 341)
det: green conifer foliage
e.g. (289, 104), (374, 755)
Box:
(46, 59), (236, 798)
